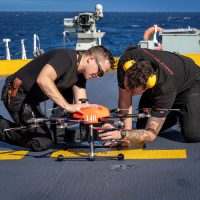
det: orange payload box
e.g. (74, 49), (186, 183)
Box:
(72, 105), (110, 124)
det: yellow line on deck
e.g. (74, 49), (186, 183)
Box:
(0, 149), (187, 160)
(0, 150), (29, 160)
(51, 149), (187, 159)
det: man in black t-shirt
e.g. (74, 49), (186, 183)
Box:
(99, 48), (200, 143)
(0, 46), (114, 151)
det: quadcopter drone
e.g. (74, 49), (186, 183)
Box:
(4, 104), (179, 161)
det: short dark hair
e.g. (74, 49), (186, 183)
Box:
(85, 46), (114, 69)
(125, 60), (155, 90)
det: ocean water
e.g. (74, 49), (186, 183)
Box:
(0, 12), (200, 59)
(0, 12), (200, 119)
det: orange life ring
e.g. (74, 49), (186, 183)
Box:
(143, 26), (163, 50)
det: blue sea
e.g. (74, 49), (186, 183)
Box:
(0, 12), (200, 59)
(0, 12), (200, 120)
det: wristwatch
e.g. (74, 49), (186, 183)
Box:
(120, 129), (126, 139)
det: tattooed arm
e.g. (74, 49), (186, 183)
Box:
(125, 117), (166, 142)
(99, 116), (166, 143)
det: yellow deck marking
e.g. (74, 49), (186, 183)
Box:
(0, 150), (29, 160)
(183, 54), (200, 66)
(0, 54), (199, 76)
(51, 149), (187, 159)
(0, 149), (187, 160)
(0, 59), (32, 76)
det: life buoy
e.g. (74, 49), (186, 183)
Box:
(143, 25), (163, 50)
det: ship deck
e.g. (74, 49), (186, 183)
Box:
(0, 72), (200, 200)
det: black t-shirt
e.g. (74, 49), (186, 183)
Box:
(117, 48), (199, 117)
(13, 49), (86, 102)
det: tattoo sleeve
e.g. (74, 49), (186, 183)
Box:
(125, 116), (166, 142)
(145, 116), (166, 135)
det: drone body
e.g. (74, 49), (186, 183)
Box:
(72, 105), (110, 124)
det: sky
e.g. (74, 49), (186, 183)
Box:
(0, 0), (200, 12)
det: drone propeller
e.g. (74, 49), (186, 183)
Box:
(3, 117), (84, 132)
(3, 105), (180, 133)
(3, 124), (40, 132)
(110, 107), (180, 113)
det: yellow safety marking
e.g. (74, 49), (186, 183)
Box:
(0, 54), (199, 77)
(183, 54), (200, 66)
(0, 150), (29, 160)
(0, 59), (32, 76)
(51, 149), (187, 159)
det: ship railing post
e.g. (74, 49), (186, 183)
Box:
(33, 34), (41, 52)
(3, 38), (11, 60)
(33, 34), (44, 58)
(33, 34), (38, 53)
(98, 30), (101, 45)
(63, 31), (66, 48)
(21, 39), (27, 59)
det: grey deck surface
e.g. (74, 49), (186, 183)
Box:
(0, 72), (200, 200)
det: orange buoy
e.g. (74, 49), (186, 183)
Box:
(72, 105), (110, 124)
(143, 25), (163, 50)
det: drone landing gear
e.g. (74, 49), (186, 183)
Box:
(55, 124), (124, 161)
(56, 153), (124, 161)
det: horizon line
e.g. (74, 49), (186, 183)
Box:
(0, 10), (200, 13)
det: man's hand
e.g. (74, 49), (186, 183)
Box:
(99, 116), (166, 143)
(65, 103), (101, 113)
(65, 103), (88, 113)
(99, 123), (122, 140)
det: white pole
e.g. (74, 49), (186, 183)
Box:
(21, 39), (27, 59)
(98, 30), (101, 45)
(63, 31), (66, 48)
(33, 34), (37, 52)
(3, 39), (11, 60)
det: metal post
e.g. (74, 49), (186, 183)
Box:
(89, 124), (95, 160)
(98, 30), (101, 45)
(63, 31), (66, 48)
(3, 39), (11, 60)
(33, 34), (37, 52)
(33, 34), (40, 51)
(21, 39), (27, 59)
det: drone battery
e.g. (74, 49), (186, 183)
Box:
(52, 127), (80, 143)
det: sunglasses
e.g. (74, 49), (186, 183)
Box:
(95, 57), (104, 77)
